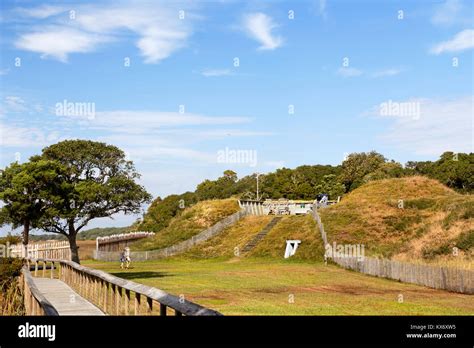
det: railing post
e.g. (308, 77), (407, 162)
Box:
(50, 261), (54, 279)
(102, 281), (108, 313)
(110, 284), (116, 314)
(93, 277), (98, 306)
(160, 303), (167, 316)
(34, 261), (38, 277)
(124, 289), (130, 315)
(85, 275), (89, 300)
(115, 286), (121, 315)
(146, 297), (153, 315)
(42, 260), (46, 278)
(134, 293), (140, 315)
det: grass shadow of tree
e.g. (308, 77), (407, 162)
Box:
(110, 271), (173, 280)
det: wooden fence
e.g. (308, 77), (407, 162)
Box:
(28, 258), (222, 316)
(10, 241), (70, 260)
(97, 232), (155, 252)
(95, 210), (248, 261)
(310, 203), (474, 294)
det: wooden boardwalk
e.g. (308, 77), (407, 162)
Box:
(32, 278), (105, 315)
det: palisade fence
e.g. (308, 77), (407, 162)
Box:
(94, 210), (248, 261)
(310, 203), (474, 294)
(10, 241), (71, 260)
(97, 232), (156, 252)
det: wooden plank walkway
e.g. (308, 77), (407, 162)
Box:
(32, 278), (105, 315)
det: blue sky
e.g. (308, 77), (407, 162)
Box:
(0, 0), (473, 233)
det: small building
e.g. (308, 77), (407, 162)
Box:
(239, 199), (315, 216)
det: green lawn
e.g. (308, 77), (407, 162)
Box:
(83, 257), (474, 315)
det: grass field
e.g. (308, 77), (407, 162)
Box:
(84, 257), (474, 315)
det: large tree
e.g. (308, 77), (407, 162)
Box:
(0, 160), (65, 256)
(0, 140), (151, 263)
(35, 140), (151, 263)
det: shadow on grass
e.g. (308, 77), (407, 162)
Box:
(110, 271), (174, 280)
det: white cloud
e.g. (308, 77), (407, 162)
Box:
(0, 122), (48, 148)
(16, 5), (67, 19)
(13, 2), (194, 63)
(86, 111), (251, 133)
(56, 109), (259, 164)
(3, 96), (27, 112)
(201, 69), (232, 77)
(430, 29), (474, 54)
(242, 13), (283, 50)
(337, 67), (363, 77)
(377, 96), (473, 155)
(16, 27), (111, 62)
(431, 0), (470, 26)
(371, 68), (402, 78)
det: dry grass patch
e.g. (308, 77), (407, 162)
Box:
(184, 215), (273, 258)
(319, 176), (473, 265)
(132, 199), (240, 251)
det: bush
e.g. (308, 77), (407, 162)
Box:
(0, 257), (24, 315)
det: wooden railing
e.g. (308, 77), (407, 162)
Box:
(21, 264), (59, 316)
(28, 258), (222, 316)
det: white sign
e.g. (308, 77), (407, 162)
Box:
(284, 240), (301, 258)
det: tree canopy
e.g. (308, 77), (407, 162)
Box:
(0, 140), (152, 263)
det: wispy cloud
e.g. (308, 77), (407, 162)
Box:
(3, 96), (27, 112)
(87, 111), (251, 132)
(12, 2), (195, 63)
(377, 96), (473, 155)
(430, 29), (474, 54)
(15, 4), (67, 19)
(431, 0), (471, 26)
(337, 67), (363, 77)
(16, 27), (112, 62)
(318, 0), (328, 19)
(201, 68), (232, 77)
(371, 68), (403, 78)
(242, 13), (283, 50)
(0, 122), (60, 148)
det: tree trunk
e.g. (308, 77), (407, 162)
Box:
(68, 221), (80, 264)
(22, 219), (30, 258)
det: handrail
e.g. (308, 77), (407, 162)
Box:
(29, 258), (222, 316)
(21, 265), (59, 316)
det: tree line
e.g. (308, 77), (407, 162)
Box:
(137, 151), (473, 232)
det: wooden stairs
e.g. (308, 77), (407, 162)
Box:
(241, 217), (282, 253)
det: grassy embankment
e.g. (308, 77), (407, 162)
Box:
(319, 176), (473, 267)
